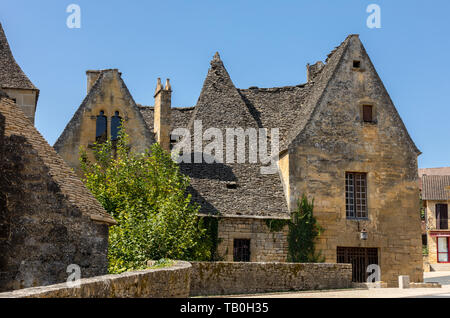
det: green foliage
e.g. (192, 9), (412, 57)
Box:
(80, 129), (210, 274)
(148, 258), (175, 269)
(265, 219), (289, 232)
(422, 245), (428, 256)
(419, 195), (425, 220)
(287, 195), (324, 263)
(200, 216), (223, 261)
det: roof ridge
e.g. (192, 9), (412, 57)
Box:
(281, 35), (353, 151)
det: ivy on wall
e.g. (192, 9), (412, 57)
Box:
(265, 219), (289, 232)
(287, 195), (324, 263)
(263, 194), (324, 263)
(201, 216), (223, 261)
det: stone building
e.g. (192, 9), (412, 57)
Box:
(0, 25), (117, 292)
(0, 23), (39, 124)
(55, 34), (423, 286)
(421, 174), (450, 271)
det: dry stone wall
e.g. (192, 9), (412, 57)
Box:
(0, 261), (191, 298)
(190, 262), (352, 296)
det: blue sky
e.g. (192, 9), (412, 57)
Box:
(0, 0), (449, 168)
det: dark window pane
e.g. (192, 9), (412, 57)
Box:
(111, 111), (122, 141)
(233, 239), (250, 262)
(363, 105), (373, 122)
(346, 172), (368, 219)
(436, 204), (448, 230)
(96, 111), (107, 143)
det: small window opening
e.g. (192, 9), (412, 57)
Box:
(226, 182), (238, 190)
(111, 111), (122, 141)
(96, 110), (107, 143)
(353, 60), (361, 68)
(363, 105), (373, 123)
(233, 239), (251, 262)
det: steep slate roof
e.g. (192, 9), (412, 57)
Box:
(0, 23), (38, 91)
(176, 53), (290, 218)
(133, 37), (366, 218)
(139, 105), (195, 132)
(0, 93), (116, 225)
(135, 35), (418, 218)
(422, 175), (450, 201)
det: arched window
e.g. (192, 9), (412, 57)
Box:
(111, 111), (122, 141)
(96, 110), (107, 143)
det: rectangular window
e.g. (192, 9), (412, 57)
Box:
(437, 237), (449, 263)
(436, 204), (448, 230)
(363, 105), (373, 122)
(346, 172), (368, 219)
(233, 239), (251, 262)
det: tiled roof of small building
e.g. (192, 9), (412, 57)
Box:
(0, 93), (116, 225)
(422, 175), (450, 201)
(0, 23), (37, 91)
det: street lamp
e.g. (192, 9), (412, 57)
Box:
(360, 229), (368, 240)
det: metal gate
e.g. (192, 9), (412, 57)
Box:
(337, 247), (378, 282)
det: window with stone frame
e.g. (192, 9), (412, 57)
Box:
(233, 239), (251, 262)
(346, 172), (368, 219)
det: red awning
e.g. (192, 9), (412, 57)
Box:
(430, 231), (450, 237)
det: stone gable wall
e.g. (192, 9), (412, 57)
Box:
(287, 36), (423, 286)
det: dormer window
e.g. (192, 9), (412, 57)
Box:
(363, 105), (373, 122)
(353, 60), (361, 69)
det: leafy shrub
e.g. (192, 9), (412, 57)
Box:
(287, 194), (324, 263)
(80, 130), (210, 273)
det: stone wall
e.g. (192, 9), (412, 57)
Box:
(217, 217), (288, 262)
(0, 261), (191, 298)
(0, 96), (113, 292)
(190, 262), (352, 296)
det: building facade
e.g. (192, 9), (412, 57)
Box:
(422, 174), (450, 271)
(55, 35), (423, 286)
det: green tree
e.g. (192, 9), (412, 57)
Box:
(287, 195), (324, 263)
(80, 130), (210, 273)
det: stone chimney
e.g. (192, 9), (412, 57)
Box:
(86, 70), (102, 93)
(306, 61), (324, 82)
(154, 78), (172, 152)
